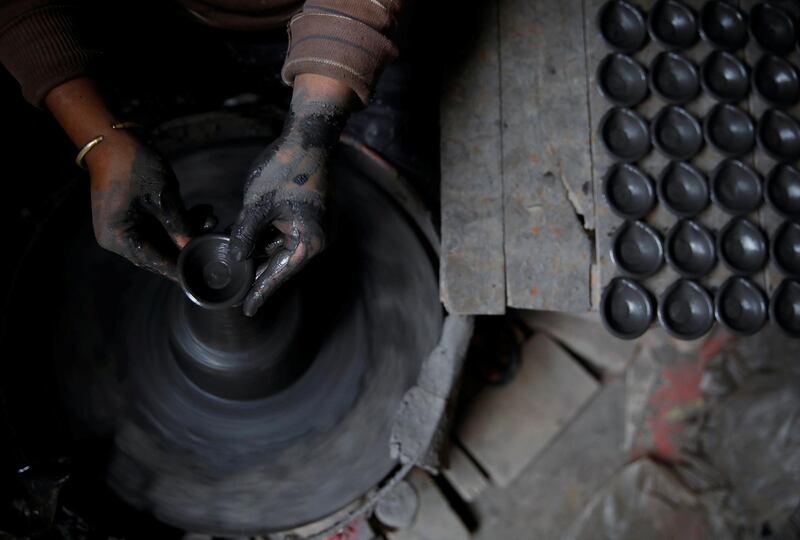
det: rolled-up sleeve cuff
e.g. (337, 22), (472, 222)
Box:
(0, 5), (101, 106)
(281, 8), (399, 105)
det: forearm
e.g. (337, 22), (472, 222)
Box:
(286, 73), (356, 143)
(44, 77), (137, 176)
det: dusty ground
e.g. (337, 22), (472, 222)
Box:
(373, 313), (800, 540)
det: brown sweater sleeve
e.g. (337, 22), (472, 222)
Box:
(281, 0), (402, 105)
(0, 0), (100, 106)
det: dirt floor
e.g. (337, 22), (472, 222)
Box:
(376, 313), (800, 540)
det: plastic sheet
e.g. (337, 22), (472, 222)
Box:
(569, 327), (800, 540)
(565, 459), (732, 540)
(678, 328), (800, 537)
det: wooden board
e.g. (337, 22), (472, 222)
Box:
(440, 0), (798, 315)
(440, 0), (506, 315)
(499, 0), (594, 312)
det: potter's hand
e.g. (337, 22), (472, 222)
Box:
(43, 77), (193, 281)
(89, 135), (192, 280)
(230, 74), (355, 316)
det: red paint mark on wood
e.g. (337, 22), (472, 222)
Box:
(646, 357), (708, 463)
(530, 286), (539, 297)
(630, 330), (739, 464)
(699, 330), (736, 361)
(531, 226), (542, 235)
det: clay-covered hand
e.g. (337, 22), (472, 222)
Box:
(230, 77), (352, 316)
(42, 77), (198, 280)
(89, 134), (192, 281)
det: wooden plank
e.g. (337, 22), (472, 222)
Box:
(457, 334), (599, 488)
(440, 0), (506, 315)
(499, 0), (594, 312)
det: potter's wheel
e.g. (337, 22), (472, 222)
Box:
(7, 122), (442, 535)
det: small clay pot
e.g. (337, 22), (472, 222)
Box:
(699, 1), (748, 50)
(598, 0), (649, 53)
(700, 50), (750, 103)
(704, 103), (755, 157)
(754, 55), (800, 107)
(658, 161), (709, 217)
(710, 159), (763, 215)
(649, 0), (699, 50)
(611, 220), (664, 278)
(750, 2), (797, 57)
(603, 163), (656, 219)
(652, 105), (704, 160)
(772, 220), (800, 277)
(658, 279), (715, 340)
(718, 217), (769, 274)
(714, 276), (768, 335)
(649, 52), (700, 104)
(665, 219), (716, 278)
(600, 107), (652, 162)
(598, 53), (649, 106)
(600, 277), (655, 339)
(765, 163), (800, 220)
(757, 109), (800, 162)
(770, 278), (800, 337)
(178, 233), (255, 309)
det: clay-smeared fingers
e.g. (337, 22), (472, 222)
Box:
(120, 230), (180, 281)
(243, 247), (294, 316)
(230, 203), (272, 262)
(242, 227), (324, 316)
(154, 190), (192, 248)
(263, 236), (285, 257)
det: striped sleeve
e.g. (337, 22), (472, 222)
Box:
(281, 0), (402, 104)
(0, 1), (101, 106)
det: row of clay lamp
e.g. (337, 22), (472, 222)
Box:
(599, 51), (800, 108)
(601, 275), (799, 339)
(604, 160), (799, 220)
(611, 217), (800, 279)
(609, 218), (800, 278)
(600, 106), (800, 163)
(599, 0), (797, 56)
